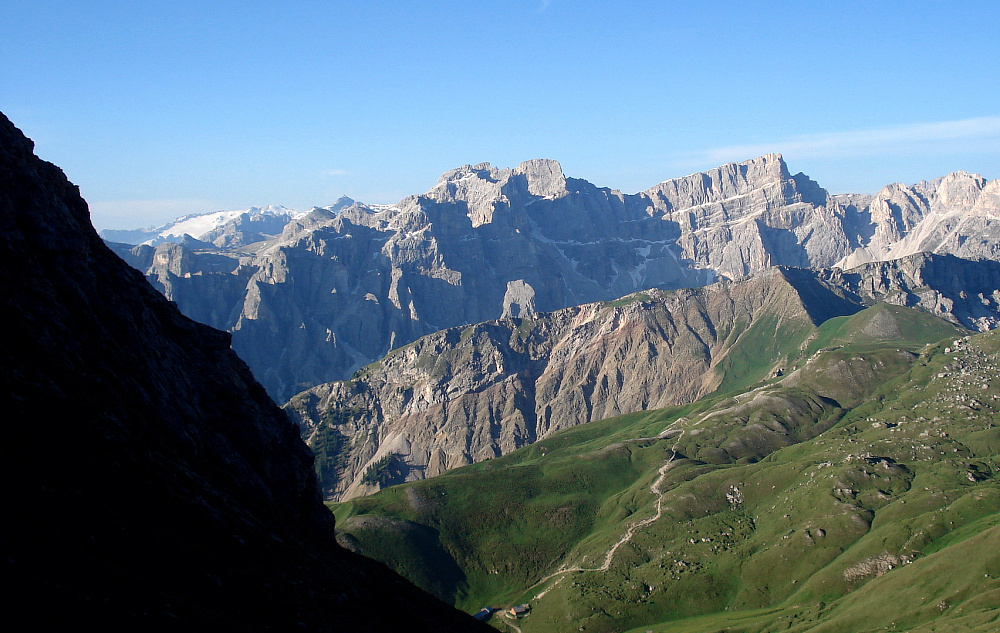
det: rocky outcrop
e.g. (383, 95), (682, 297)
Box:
(823, 252), (1000, 331)
(0, 112), (488, 632)
(285, 267), (865, 500)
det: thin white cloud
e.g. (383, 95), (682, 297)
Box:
(684, 115), (1000, 167)
(535, 0), (551, 14)
(321, 169), (349, 177)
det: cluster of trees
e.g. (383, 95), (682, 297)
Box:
(361, 454), (405, 488)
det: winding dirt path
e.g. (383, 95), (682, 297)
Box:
(499, 616), (523, 633)
(530, 421), (687, 600)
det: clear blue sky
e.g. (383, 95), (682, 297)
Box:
(2, 1), (998, 229)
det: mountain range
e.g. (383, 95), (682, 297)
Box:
(102, 155), (1000, 504)
(104, 155), (1000, 404)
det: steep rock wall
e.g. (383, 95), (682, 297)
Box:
(0, 111), (488, 632)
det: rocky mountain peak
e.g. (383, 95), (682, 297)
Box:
(423, 162), (508, 227)
(746, 151), (790, 178)
(643, 153), (807, 214)
(868, 183), (927, 242)
(934, 170), (987, 210)
(513, 158), (567, 197)
(329, 194), (357, 208)
(434, 162), (500, 186)
(420, 158), (568, 227)
(890, 170), (988, 216)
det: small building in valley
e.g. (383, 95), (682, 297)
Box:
(473, 607), (493, 621)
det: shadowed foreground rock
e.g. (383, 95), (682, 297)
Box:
(0, 113), (489, 631)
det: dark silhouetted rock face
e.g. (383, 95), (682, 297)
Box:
(0, 112), (488, 631)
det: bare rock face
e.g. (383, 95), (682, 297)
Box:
(110, 155), (999, 402)
(501, 279), (537, 318)
(285, 267), (864, 501)
(825, 252), (1000, 331)
(0, 112), (488, 632)
(835, 172), (1000, 268)
(642, 153), (847, 276)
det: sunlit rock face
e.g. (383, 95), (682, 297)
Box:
(285, 266), (864, 501)
(835, 172), (1000, 269)
(107, 153), (997, 403)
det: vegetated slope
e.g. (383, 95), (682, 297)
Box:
(0, 112), (489, 631)
(286, 251), (1000, 503)
(331, 304), (1000, 632)
(107, 155), (999, 402)
(285, 267), (865, 501)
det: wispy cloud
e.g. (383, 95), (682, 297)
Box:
(682, 116), (1000, 167)
(535, 0), (551, 14)
(321, 169), (349, 177)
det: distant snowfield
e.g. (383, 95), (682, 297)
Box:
(152, 204), (303, 243)
(100, 204), (309, 245)
(154, 209), (258, 240)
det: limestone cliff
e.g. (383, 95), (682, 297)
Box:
(835, 172), (1000, 268)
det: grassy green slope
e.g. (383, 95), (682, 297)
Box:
(332, 305), (1000, 632)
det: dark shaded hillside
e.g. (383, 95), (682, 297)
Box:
(0, 113), (489, 631)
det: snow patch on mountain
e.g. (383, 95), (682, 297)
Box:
(101, 205), (305, 246)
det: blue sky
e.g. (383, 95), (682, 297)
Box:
(2, 1), (998, 230)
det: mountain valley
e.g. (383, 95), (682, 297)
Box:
(7, 0), (998, 629)
(9, 106), (998, 631)
(331, 304), (1000, 632)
